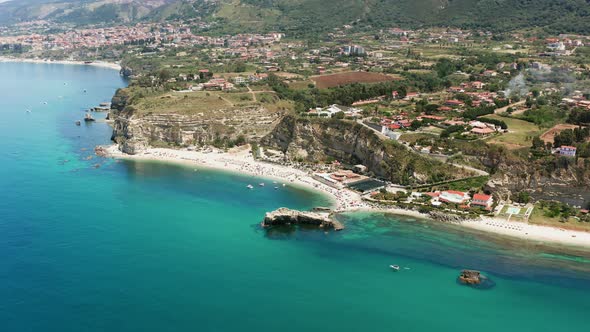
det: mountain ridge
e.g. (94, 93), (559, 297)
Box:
(1, 0), (589, 35)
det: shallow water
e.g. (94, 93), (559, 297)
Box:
(1, 62), (589, 332)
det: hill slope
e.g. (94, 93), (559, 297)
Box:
(0, 0), (177, 25)
(221, 0), (590, 35)
(1, 0), (589, 34)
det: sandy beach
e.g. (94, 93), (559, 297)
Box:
(0, 56), (121, 71)
(104, 144), (590, 248)
(104, 145), (366, 211)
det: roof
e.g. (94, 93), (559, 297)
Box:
(560, 145), (577, 150)
(473, 194), (492, 201)
(442, 190), (467, 196)
(471, 127), (495, 134)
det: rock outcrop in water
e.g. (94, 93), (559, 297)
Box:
(262, 208), (344, 231)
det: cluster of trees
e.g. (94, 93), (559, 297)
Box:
(553, 127), (590, 148)
(539, 200), (584, 221)
(462, 105), (496, 120)
(440, 125), (466, 138)
(568, 108), (590, 125)
(521, 106), (567, 127)
(268, 74), (411, 111)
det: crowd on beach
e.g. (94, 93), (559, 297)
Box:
(114, 146), (368, 211)
(104, 145), (590, 247)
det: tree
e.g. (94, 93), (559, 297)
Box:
(532, 136), (545, 150)
(333, 111), (345, 119)
(157, 69), (172, 84)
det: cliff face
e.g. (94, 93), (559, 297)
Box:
(109, 88), (284, 154)
(262, 115), (470, 184)
(488, 160), (590, 206)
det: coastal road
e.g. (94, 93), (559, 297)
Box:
(357, 119), (490, 176)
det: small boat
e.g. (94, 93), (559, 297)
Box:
(246, 184), (254, 189)
(75, 121), (81, 126)
(259, 183), (265, 187)
(274, 186), (279, 190)
(84, 113), (95, 122)
(84, 61), (93, 64)
(282, 183), (286, 187)
(390, 265), (400, 271)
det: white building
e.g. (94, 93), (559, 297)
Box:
(381, 125), (403, 140)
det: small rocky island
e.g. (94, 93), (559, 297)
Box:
(458, 269), (496, 289)
(458, 270), (483, 285)
(262, 208), (344, 231)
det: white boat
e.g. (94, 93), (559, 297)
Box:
(246, 184), (254, 189)
(259, 183), (265, 187)
(282, 183), (286, 187)
(390, 265), (400, 271)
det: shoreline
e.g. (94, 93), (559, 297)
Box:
(0, 56), (121, 71)
(103, 144), (590, 249)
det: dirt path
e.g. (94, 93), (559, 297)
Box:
(495, 100), (525, 114)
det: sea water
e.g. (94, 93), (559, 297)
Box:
(0, 62), (589, 332)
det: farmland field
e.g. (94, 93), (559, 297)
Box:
(311, 71), (398, 89)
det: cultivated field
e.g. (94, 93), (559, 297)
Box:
(311, 71), (398, 89)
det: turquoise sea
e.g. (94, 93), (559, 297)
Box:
(1, 62), (590, 331)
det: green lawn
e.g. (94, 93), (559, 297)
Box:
(482, 115), (541, 149)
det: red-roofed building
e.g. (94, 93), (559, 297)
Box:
(439, 190), (470, 204)
(404, 92), (420, 101)
(471, 194), (493, 209)
(418, 115), (445, 121)
(559, 145), (577, 157)
(471, 127), (496, 135)
(445, 99), (465, 107)
(471, 81), (484, 89)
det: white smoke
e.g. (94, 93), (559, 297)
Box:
(504, 72), (528, 97)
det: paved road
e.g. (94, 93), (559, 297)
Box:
(357, 119), (490, 176)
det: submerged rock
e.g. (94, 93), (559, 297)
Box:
(457, 269), (496, 290)
(262, 208), (344, 231)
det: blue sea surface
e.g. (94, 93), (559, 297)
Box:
(0, 62), (589, 332)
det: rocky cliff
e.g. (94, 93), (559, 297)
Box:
(109, 88), (284, 154)
(261, 115), (472, 184)
(488, 159), (590, 206)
